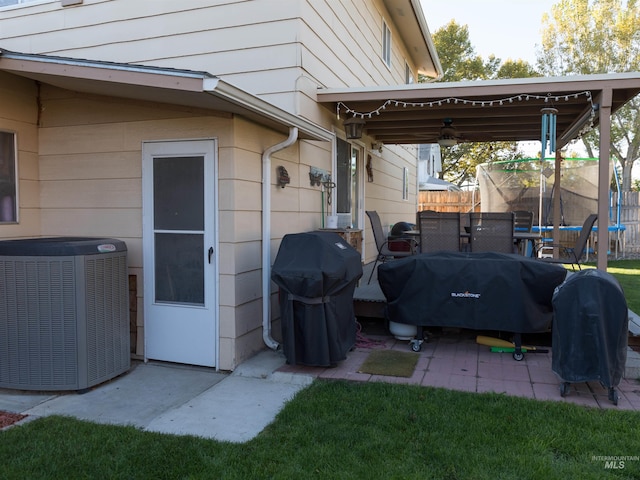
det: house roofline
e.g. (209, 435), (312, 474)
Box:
(0, 49), (333, 142)
(408, 0), (443, 78)
(382, 0), (443, 79)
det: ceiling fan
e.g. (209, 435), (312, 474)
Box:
(437, 118), (460, 147)
(411, 118), (486, 145)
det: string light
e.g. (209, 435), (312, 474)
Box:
(335, 91), (595, 134)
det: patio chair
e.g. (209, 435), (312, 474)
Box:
(366, 210), (417, 284)
(513, 210), (534, 232)
(536, 214), (597, 270)
(513, 210), (535, 255)
(417, 211), (460, 253)
(469, 212), (515, 253)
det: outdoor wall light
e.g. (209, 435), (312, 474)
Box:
(371, 142), (383, 153)
(343, 116), (366, 139)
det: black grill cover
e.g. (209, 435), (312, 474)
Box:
(271, 232), (363, 366)
(378, 251), (567, 333)
(552, 269), (628, 387)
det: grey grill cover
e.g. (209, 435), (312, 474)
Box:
(552, 269), (628, 387)
(271, 232), (363, 366)
(378, 251), (566, 333)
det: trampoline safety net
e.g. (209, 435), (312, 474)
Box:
(476, 158), (611, 227)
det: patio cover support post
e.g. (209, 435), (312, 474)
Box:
(597, 89), (613, 271)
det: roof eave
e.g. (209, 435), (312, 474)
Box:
(382, 0), (443, 79)
(0, 49), (333, 142)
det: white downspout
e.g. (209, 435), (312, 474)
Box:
(262, 127), (299, 350)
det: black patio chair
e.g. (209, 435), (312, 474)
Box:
(536, 214), (598, 270)
(513, 210), (534, 232)
(366, 210), (417, 284)
(417, 211), (460, 253)
(469, 212), (515, 253)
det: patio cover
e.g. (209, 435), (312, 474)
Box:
(318, 73), (640, 270)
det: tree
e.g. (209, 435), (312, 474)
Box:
(430, 21), (500, 82)
(440, 142), (525, 188)
(425, 21), (538, 186)
(495, 59), (540, 79)
(538, 0), (640, 191)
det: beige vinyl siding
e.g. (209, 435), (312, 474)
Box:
(299, 0), (412, 88)
(31, 83), (306, 369)
(1, 1), (301, 65)
(0, 0), (425, 363)
(0, 0), (415, 94)
(0, 0), (422, 232)
(0, 72), (40, 239)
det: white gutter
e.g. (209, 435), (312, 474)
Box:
(0, 49), (334, 143)
(262, 127), (299, 350)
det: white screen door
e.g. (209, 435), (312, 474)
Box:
(142, 140), (218, 367)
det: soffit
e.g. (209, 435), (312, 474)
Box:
(382, 0), (442, 78)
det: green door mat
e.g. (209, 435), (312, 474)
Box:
(358, 349), (419, 377)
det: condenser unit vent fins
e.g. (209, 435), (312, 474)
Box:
(0, 237), (130, 391)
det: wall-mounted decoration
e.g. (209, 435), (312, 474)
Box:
(276, 165), (290, 188)
(309, 166), (330, 187)
(366, 155), (374, 183)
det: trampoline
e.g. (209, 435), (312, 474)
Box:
(476, 157), (626, 258)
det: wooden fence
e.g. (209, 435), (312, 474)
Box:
(419, 190), (640, 255)
(418, 191), (480, 213)
(616, 192), (640, 254)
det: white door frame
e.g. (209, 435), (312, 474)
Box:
(141, 139), (219, 368)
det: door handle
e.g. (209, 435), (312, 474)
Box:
(208, 246), (214, 264)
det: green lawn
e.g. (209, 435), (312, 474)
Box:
(583, 259), (640, 312)
(0, 260), (638, 479)
(0, 382), (638, 479)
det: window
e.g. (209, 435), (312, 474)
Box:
(0, 0), (54, 7)
(0, 0), (34, 6)
(405, 62), (414, 84)
(402, 167), (409, 200)
(0, 132), (17, 222)
(336, 138), (362, 229)
(382, 20), (391, 68)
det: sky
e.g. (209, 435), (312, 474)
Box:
(420, 0), (559, 65)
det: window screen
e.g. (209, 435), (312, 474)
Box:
(0, 132), (17, 223)
(382, 20), (391, 67)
